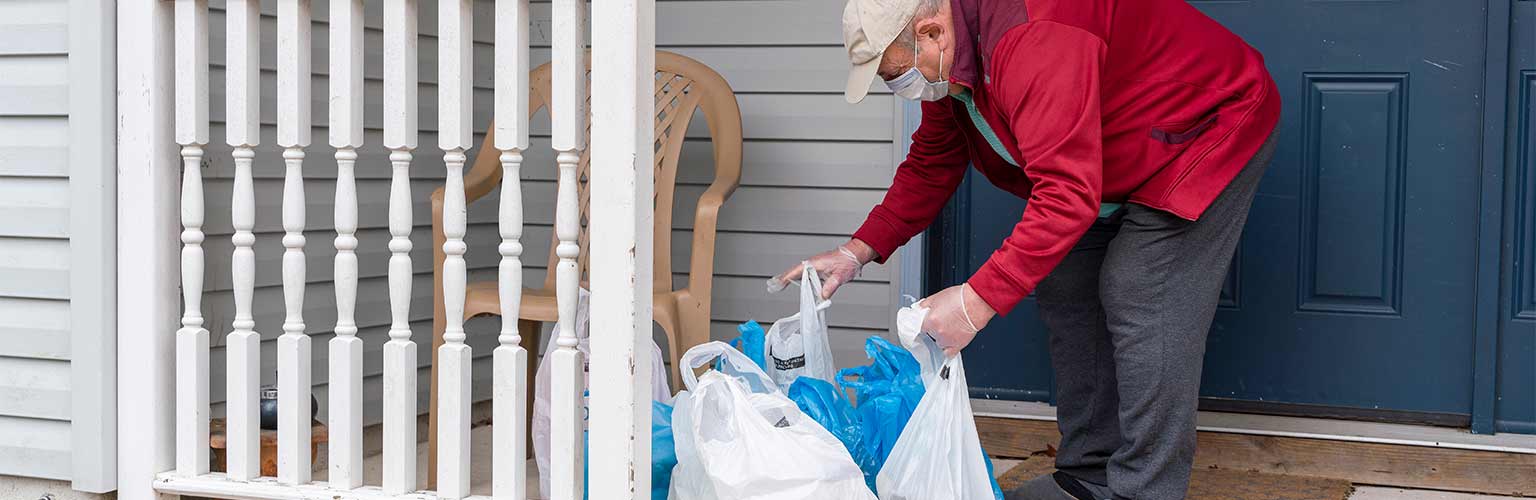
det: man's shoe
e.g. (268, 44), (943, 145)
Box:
(1002, 472), (1114, 500)
(1003, 473), (1076, 500)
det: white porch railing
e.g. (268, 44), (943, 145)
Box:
(128, 0), (657, 499)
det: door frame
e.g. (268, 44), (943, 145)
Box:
(1469, 0), (1515, 436)
(895, 100), (927, 309)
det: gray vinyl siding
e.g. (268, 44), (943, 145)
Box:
(568, 0), (903, 362)
(0, 0), (116, 489)
(522, 0), (903, 365)
(197, 0), (899, 424)
(0, 0), (71, 481)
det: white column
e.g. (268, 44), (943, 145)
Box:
(327, 0), (365, 489)
(587, 0), (655, 496)
(276, 0), (313, 485)
(493, 1), (531, 499)
(436, 0), (474, 498)
(223, 0), (261, 482)
(172, 0), (210, 479)
(381, 0), (419, 495)
(549, 0), (586, 498)
(116, 0), (178, 497)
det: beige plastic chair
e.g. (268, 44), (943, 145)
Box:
(427, 51), (742, 484)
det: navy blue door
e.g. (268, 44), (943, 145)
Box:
(934, 1), (1507, 421)
(1495, 0), (1535, 434)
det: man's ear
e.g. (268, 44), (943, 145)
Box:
(915, 17), (945, 43)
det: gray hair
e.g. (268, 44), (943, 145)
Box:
(893, 0), (946, 51)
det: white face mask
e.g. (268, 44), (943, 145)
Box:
(885, 41), (948, 102)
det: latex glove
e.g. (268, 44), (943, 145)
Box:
(918, 283), (995, 357)
(768, 239), (876, 300)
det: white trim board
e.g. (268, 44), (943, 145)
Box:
(114, 0), (179, 499)
(68, 0), (117, 492)
(972, 399), (1536, 455)
(892, 98), (924, 307)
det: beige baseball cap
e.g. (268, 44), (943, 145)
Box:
(843, 0), (920, 103)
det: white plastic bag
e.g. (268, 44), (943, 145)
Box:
(670, 342), (875, 500)
(875, 305), (996, 500)
(764, 263), (837, 388)
(533, 287), (672, 497)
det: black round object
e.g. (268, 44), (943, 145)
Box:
(259, 387), (279, 430)
(258, 386), (320, 430)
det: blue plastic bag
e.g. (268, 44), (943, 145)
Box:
(584, 401), (677, 500)
(724, 320), (767, 372)
(836, 336), (925, 469)
(835, 336), (1005, 498)
(856, 392), (907, 468)
(788, 376), (879, 490)
(650, 401), (677, 500)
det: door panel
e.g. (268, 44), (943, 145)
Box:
(1296, 74), (1406, 316)
(943, 0), (1493, 416)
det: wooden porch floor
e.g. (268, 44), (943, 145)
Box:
(310, 419), (1527, 500)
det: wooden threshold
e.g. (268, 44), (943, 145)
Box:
(977, 416), (1536, 496)
(1198, 397), (1472, 428)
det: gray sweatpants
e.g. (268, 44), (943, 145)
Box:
(1034, 132), (1277, 500)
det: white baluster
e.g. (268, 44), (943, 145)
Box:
(382, 0), (419, 495)
(550, 0), (586, 498)
(588, 0), (655, 496)
(276, 0), (313, 485)
(328, 0), (365, 489)
(493, 1), (531, 499)
(437, 0), (474, 498)
(224, 0), (261, 481)
(173, 0), (210, 479)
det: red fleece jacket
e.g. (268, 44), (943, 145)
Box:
(852, 0), (1280, 315)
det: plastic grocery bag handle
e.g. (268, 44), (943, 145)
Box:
(800, 262), (832, 331)
(896, 305), (953, 385)
(763, 263), (831, 334)
(768, 297), (832, 327)
(680, 341), (780, 394)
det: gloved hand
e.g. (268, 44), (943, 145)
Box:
(917, 283), (995, 357)
(768, 239), (877, 300)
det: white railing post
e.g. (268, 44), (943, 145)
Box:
(328, 0), (366, 489)
(224, 0), (261, 482)
(549, 0), (587, 498)
(493, 0), (531, 499)
(437, 0), (474, 497)
(587, 0), (656, 496)
(173, 0), (210, 479)
(382, 0), (420, 495)
(276, 0), (313, 485)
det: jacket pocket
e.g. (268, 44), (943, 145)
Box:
(1150, 113), (1219, 145)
